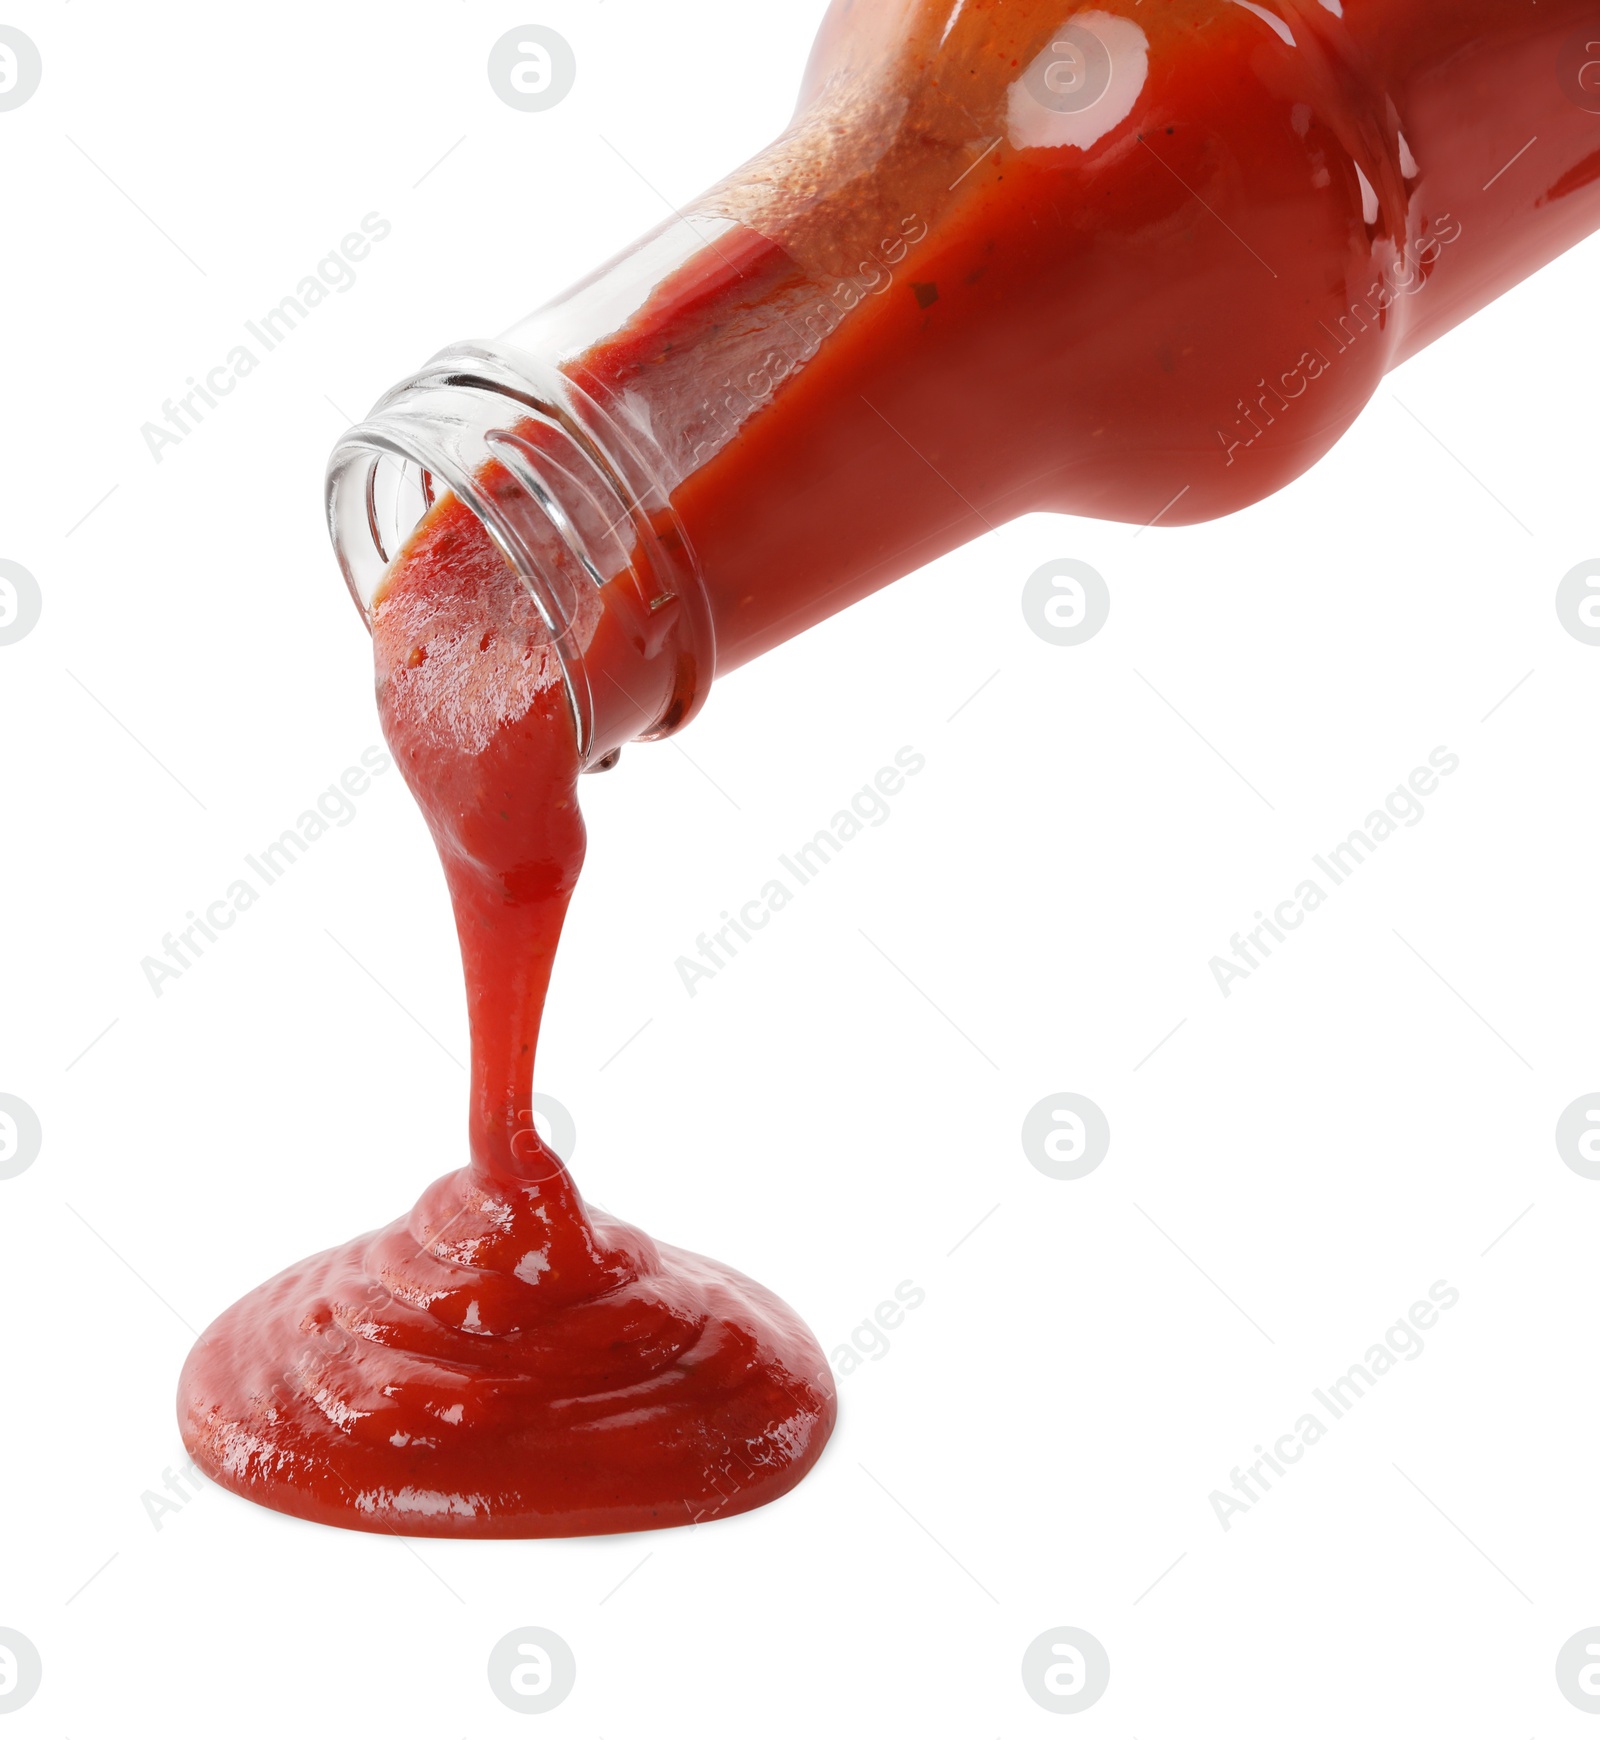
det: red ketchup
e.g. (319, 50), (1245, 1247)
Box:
(180, 497), (834, 1536)
(181, 0), (1600, 1535)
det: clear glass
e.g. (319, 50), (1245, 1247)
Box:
(327, 0), (1600, 766)
(324, 323), (715, 766)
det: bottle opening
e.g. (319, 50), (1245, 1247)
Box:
(325, 341), (716, 767)
(364, 452), (438, 575)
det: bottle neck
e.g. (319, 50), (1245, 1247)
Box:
(325, 338), (715, 769)
(328, 0), (1600, 743)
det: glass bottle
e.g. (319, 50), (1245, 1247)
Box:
(328, 0), (1600, 765)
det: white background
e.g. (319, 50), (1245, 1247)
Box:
(3, 2), (1598, 1733)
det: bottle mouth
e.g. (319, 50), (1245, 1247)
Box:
(325, 340), (714, 767)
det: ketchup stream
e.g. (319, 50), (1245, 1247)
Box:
(179, 497), (835, 1537)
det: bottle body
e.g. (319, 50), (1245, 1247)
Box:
(328, 0), (1600, 760)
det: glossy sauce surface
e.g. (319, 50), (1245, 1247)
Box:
(554, 0), (1600, 670)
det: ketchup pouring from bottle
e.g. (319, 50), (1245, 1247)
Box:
(180, 0), (1600, 1535)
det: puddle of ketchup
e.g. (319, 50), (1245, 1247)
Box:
(180, 0), (1600, 1535)
(178, 499), (836, 1537)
